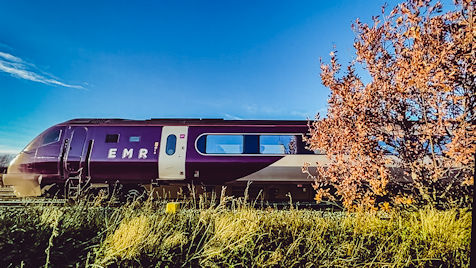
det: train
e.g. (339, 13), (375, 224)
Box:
(2, 118), (329, 201)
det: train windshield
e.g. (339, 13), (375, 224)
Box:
(42, 128), (61, 144)
(22, 127), (63, 152)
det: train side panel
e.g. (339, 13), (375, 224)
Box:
(87, 125), (161, 183)
(185, 125), (309, 185)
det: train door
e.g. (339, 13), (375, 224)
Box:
(158, 126), (188, 180)
(64, 127), (87, 177)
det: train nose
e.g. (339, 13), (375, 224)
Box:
(6, 154), (21, 174)
(2, 153), (42, 197)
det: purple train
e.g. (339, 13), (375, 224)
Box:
(3, 118), (329, 200)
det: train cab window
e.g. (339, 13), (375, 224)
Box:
(260, 135), (297, 154)
(129, 136), (141, 142)
(204, 135), (243, 154)
(23, 127), (63, 152)
(166, 135), (177, 155)
(106, 134), (119, 143)
(41, 128), (62, 145)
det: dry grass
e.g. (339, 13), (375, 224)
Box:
(0, 193), (471, 267)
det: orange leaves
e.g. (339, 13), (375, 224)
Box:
(308, 0), (475, 210)
(396, 16), (404, 25)
(314, 188), (334, 203)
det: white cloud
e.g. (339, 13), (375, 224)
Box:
(223, 113), (243, 120)
(0, 51), (22, 63)
(241, 103), (324, 120)
(0, 51), (84, 89)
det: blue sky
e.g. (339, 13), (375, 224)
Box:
(0, 0), (409, 154)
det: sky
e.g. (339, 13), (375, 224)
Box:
(0, 0), (409, 154)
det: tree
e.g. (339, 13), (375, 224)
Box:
(0, 154), (14, 172)
(306, 0), (475, 210)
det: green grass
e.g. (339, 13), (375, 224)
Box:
(0, 196), (471, 267)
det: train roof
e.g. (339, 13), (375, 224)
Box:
(62, 118), (311, 126)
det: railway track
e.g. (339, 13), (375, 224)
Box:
(0, 197), (334, 211)
(0, 186), (334, 209)
(0, 186), (67, 207)
(0, 182), (65, 207)
(0, 198), (67, 207)
(0, 186), (16, 199)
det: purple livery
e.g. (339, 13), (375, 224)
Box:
(3, 118), (329, 198)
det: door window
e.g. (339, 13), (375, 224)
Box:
(166, 135), (177, 155)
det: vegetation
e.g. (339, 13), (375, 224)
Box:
(0, 194), (471, 267)
(305, 0), (475, 210)
(0, 154), (14, 171)
(0, 1), (473, 267)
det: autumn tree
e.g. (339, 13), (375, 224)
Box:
(306, 0), (475, 210)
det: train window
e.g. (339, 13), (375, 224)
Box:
(166, 135), (177, 155)
(260, 135), (297, 154)
(205, 135), (243, 154)
(195, 133), (321, 155)
(244, 135), (259, 154)
(196, 135), (206, 153)
(23, 128), (62, 151)
(295, 135), (319, 154)
(41, 128), (62, 145)
(129, 136), (141, 142)
(106, 134), (119, 143)
(197, 135), (207, 154)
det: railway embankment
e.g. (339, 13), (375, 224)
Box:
(0, 196), (471, 267)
